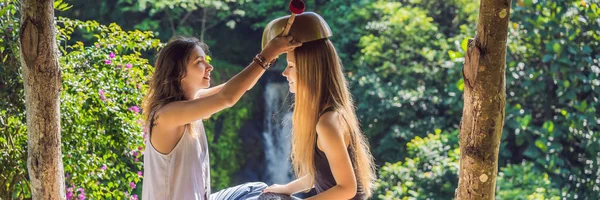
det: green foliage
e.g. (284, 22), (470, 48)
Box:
(1, 0), (598, 199)
(117, 0), (251, 40)
(496, 162), (562, 200)
(374, 130), (459, 199)
(349, 0), (464, 164)
(57, 17), (161, 199)
(358, 0), (599, 199)
(500, 0), (600, 198)
(54, 0), (73, 11)
(0, 1), (30, 198)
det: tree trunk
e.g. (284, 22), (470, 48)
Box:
(19, 0), (65, 199)
(455, 0), (511, 199)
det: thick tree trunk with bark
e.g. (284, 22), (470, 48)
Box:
(455, 0), (511, 199)
(19, 0), (65, 199)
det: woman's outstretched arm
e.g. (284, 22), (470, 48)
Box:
(154, 36), (301, 127)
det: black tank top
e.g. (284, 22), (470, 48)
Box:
(313, 107), (366, 200)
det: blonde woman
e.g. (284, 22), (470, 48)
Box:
(261, 12), (376, 200)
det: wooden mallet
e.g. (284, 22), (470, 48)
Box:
(282, 0), (306, 36)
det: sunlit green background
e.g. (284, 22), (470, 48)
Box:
(0, 0), (598, 199)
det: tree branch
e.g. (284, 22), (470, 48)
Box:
(165, 9), (177, 36)
(180, 10), (193, 27)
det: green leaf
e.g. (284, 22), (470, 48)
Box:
(461, 38), (469, 52)
(568, 45), (577, 54)
(535, 139), (548, 153)
(53, 0), (63, 8)
(560, 109), (567, 116)
(543, 121), (554, 133)
(563, 80), (570, 88)
(448, 50), (457, 60)
(552, 42), (561, 54)
(524, 144), (541, 159)
(582, 45), (592, 54)
(519, 114), (532, 127)
(542, 54), (553, 63)
(456, 79), (464, 91)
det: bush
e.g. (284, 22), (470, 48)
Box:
(496, 162), (561, 200)
(373, 129), (460, 199)
(56, 18), (161, 199)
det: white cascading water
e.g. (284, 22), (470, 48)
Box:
(262, 82), (294, 184)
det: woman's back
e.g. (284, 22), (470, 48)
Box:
(313, 107), (366, 200)
(314, 141), (366, 200)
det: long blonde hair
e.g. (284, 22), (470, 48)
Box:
(290, 39), (376, 197)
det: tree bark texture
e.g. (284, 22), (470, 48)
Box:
(19, 0), (66, 199)
(456, 0), (511, 199)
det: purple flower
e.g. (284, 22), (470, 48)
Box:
(130, 181), (136, 189)
(104, 59), (111, 65)
(133, 151), (138, 157)
(95, 43), (100, 48)
(99, 89), (106, 101)
(7, 26), (12, 32)
(126, 64), (132, 69)
(101, 165), (107, 171)
(135, 158), (139, 162)
(131, 194), (138, 200)
(109, 52), (115, 59)
(77, 188), (85, 200)
(128, 106), (140, 113)
(66, 173), (70, 179)
(66, 187), (74, 200)
(138, 171), (143, 177)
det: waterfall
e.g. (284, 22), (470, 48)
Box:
(262, 82), (294, 184)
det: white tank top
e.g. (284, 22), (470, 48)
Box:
(142, 121), (211, 200)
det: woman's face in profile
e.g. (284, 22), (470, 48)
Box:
(282, 51), (298, 93)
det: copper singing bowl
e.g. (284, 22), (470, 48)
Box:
(261, 12), (333, 49)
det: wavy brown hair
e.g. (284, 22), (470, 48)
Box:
(143, 36), (208, 133)
(291, 39), (376, 197)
